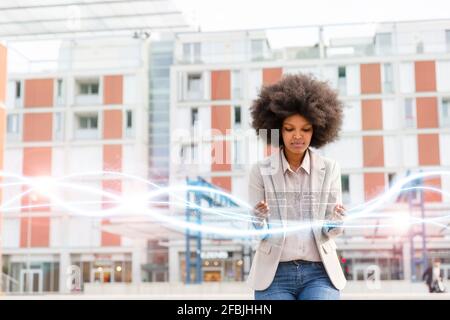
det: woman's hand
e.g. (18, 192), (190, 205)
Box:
(327, 204), (346, 230)
(333, 204), (346, 221)
(253, 200), (270, 223)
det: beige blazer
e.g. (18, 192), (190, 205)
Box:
(246, 148), (347, 291)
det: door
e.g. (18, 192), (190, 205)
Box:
(20, 269), (43, 293)
(91, 267), (112, 283)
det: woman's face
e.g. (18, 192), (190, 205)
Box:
(281, 114), (313, 155)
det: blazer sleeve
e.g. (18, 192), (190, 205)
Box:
(322, 160), (344, 239)
(248, 163), (268, 231)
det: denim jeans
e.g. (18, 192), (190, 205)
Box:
(254, 260), (340, 300)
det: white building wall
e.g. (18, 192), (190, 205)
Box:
(69, 217), (101, 247)
(382, 99), (400, 131)
(68, 146), (102, 173)
(346, 64), (360, 96)
(440, 133), (450, 166)
(342, 101), (361, 132)
(324, 137), (363, 169)
(232, 175), (248, 205)
(384, 136), (402, 168)
(436, 61), (450, 92)
(401, 135), (419, 168)
(349, 173), (365, 206)
(399, 62), (415, 93)
(3, 149), (23, 212)
(248, 69), (262, 100)
(2, 218), (20, 248)
(50, 217), (63, 247)
(322, 65), (338, 90)
(442, 174), (450, 203)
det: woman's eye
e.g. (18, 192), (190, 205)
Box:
(303, 128), (312, 132)
(284, 128), (293, 132)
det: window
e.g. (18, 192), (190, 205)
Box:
(186, 73), (203, 100)
(251, 39), (264, 61)
(404, 98), (415, 128)
(77, 79), (99, 95)
(416, 41), (424, 54)
(183, 42), (201, 63)
(15, 81), (21, 99)
(446, 30), (450, 52)
(57, 79), (63, 97)
(233, 140), (243, 169)
(341, 174), (350, 204)
(441, 98), (450, 127)
(231, 70), (242, 99)
(75, 113), (98, 139)
(376, 33), (392, 55)
(190, 108), (199, 127)
(75, 78), (101, 105)
(7, 114), (20, 134)
(126, 110), (133, 129)
(234, 105), (241, 126)
(77, 114), (98, 129)
(180, 143), (197, 164)
(54, 113), (64, 140)
(383, 63), (394, 93)
(56, 79), (65, 106)
(388, 173), (396, 187)
(338, 66), (347, 95)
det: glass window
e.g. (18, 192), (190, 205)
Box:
(404, 98), (415, 128)
(77, 80), (99, 95)
(388, 173), (396, 187)
(77, 114), (98, 129)
(341, 174), (350, 204)
(338, 66), (347, 95)
(341, 174), (350, 193)
(251, 39), (264, 61)
(234, 105), (241, 125)
(376, 33), (392, 55)
(232, 70), (242, 99)
(441, 98), (450, 127)
(57, 79), (63, 97)
(191, 107), (199, 127)
(54, 113), (63, 140)
(126, 110), (133, 129)
(7, 114), (19, 134)
(188, 74), (201, 91)
(446, 30), (450, 52)
(338, 66), (346, 78)
(383, 63), (394, 93)
(15, 81), (21, 98)
(183, 42), (201, 63)
(186, 73), (203, 100)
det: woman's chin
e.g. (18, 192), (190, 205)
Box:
(286, 145), (307, 154)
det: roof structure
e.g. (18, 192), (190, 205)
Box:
(0, 0), (192, 40)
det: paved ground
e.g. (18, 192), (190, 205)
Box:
(1, 292), (450, 300)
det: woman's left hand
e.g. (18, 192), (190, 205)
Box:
(333, 204), (346, 221)
(327, 204), (346, 229)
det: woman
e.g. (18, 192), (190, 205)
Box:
(247, 74), (347, 300)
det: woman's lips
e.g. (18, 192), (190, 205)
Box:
(291, 142), (305, 148)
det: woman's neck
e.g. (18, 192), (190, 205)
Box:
(283, 147), (306, 171)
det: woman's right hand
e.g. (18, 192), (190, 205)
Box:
(253, 200), (270, 223)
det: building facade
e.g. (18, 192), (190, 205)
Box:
(1, 37), (153, 293)
(169, 21), (450, 283)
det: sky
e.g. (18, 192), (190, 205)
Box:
(174, 0), (450, 31)
(6, 0), (450, 73)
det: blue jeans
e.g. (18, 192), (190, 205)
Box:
(254, 260), (340, 300)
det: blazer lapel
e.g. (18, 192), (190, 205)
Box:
(309, 149), (326, 220)
(268, 149), (287, 224)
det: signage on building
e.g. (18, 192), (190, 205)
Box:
(200, 251), (229, 259)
